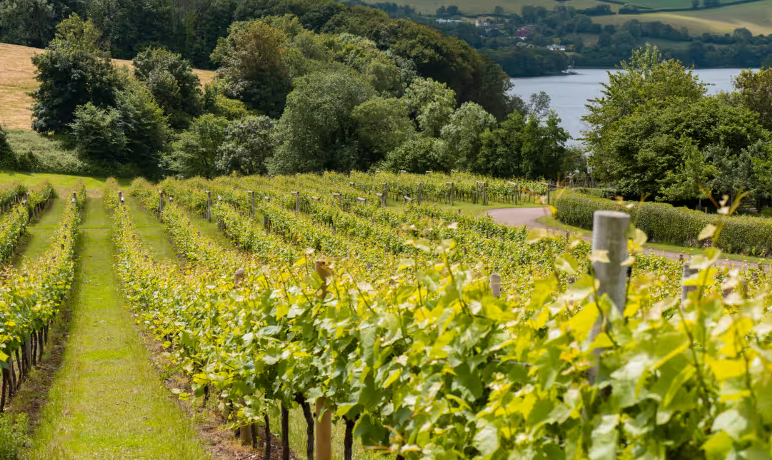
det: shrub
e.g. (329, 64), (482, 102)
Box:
(554, 191), (772, 256)
(0, 413), (30, 459)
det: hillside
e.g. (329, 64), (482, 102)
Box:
(0, 43), (215, 131)
(365, 0), (772, 36)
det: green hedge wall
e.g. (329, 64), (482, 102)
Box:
(554, 192), (772, 257)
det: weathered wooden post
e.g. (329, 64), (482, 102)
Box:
(483, 181), (488, 206)
(118, 191), (122, 204)
(376, 193), (384, 207)
(315, 399), (332, 460)
(159, 190), (165, 214)
(248, 190), (255, 218)
(206, 190), (211, 222)
(291, 191), (300, 212)
(591, 211), (629, 313)
(588, 210), (629, 382)
(682, 259), (699, 304)
(72, 192), (77, 203)
(490, 273), (501, 298)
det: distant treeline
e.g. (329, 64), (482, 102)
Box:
(0, 0), (513, 119)
(366, 2), (772, 76)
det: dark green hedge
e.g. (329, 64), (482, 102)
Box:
(555, 192), (772, 257)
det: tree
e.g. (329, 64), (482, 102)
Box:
(383, 137), (451, 173)
(69, 103), (127, 164)
(477, 110), (570, 179)
(30, 14), (118, 134)
(166, 114), (229, 178)
(211, 19), (292, 118)
(0, 125), (13, 165)
(494, 5), (504, 15)
(446, 5), (459, 16)
(583, 45), (707, 177)
(593, 95), (770, 198)
(217, 116), (277, 175)
(402, 78), (456, 137)
(351, 97), (413, 166)
(113, 74), (169, 177)
(0, 0), (54, 47)
(440, 102), (496, 170)
(734, 68), (772, 131)
(268, 70), (376, 174)
(133, 47), (203, 130)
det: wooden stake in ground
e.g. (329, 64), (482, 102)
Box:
(589, 210), (629, 382)
(315, 398), (332, 460)
(490, 273), (501, 298)
(682, 259), (699, 304)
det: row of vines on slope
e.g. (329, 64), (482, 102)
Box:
(113, 175), (772, 460)
(0, 181), (55, 265)
(0, 181), (85, 410)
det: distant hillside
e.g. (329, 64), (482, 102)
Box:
(0, 43), (215, 131)
(362, 0), (772, 36)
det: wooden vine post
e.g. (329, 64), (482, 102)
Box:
(292, 191), (300, 212)
(446, 182), (454, 205)
(233, 268), (253, 447)
(248, 190), (255, 218)
(490, 273), (501, 298)
(418, 183), (423, 205)
(206, 190), (211, 222)
(313, 260), (333, 460)
(72, 192), (76, 203)
(589, 210), (629, 381)
(159, 190), (165, 214)
(682, 258), (698, 304)
(118, 191), (123, 205)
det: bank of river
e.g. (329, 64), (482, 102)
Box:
(510, 68), (749, 142)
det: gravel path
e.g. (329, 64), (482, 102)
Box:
(485, 207), (757, 266)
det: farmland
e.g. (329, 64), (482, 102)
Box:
(0, 171), (769, 458)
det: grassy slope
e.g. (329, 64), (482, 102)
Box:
(27, 198), (209, 460)
(14, 198), (67, 265)
(0, 170), (132, 196)
(590, 1), (772, 35)
(0, 43), (215, 131)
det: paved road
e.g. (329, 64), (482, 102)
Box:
(485, 207), (757, 266)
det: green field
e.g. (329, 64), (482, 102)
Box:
(593, 1), (772, 35)
(378, 0), (772, 37)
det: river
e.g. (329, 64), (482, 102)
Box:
(509, 68), (749, 143)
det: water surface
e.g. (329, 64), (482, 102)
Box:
(510, 68), (749, 142)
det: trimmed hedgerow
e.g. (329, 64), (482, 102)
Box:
(555, 191), (772, 257)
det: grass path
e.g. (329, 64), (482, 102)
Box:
(15, 198), (66, 265)
(125, 196), (179, 262)
(27, 197), (209, 460)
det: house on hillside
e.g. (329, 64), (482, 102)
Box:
(474, 20), (491, 27)
(436, 18), (464, 23)
(546, 44), (566, 51)
(516, 25), (535, 40)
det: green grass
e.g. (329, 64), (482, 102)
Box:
(14, 198), (68, 265)
(125, 197), (180, 262)
(593, 1), (772, 35)
(27, 198), (209, 460)
(0, 168), (132, 195)
(537, 215), (771, 264)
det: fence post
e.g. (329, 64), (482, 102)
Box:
(249, 190), (255, 218)
(159, 190), (165, 214)
(291, 191), (299, 212)
(682, 259), (699, 304)
(72, 192), (77, 204)
(118, 191), (123, 205)
(591, 210), (629, 313)
(315, 398), (332, 460)
(206, 190), (211, 222)
(490, 273), (501, 298)
(483, 182), (488, 206)
(588, 210), (629, 383)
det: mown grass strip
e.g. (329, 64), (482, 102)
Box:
(15, 198), (67, 265)
(125, 196), (180, 262)
(27, 198), (209, 460)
